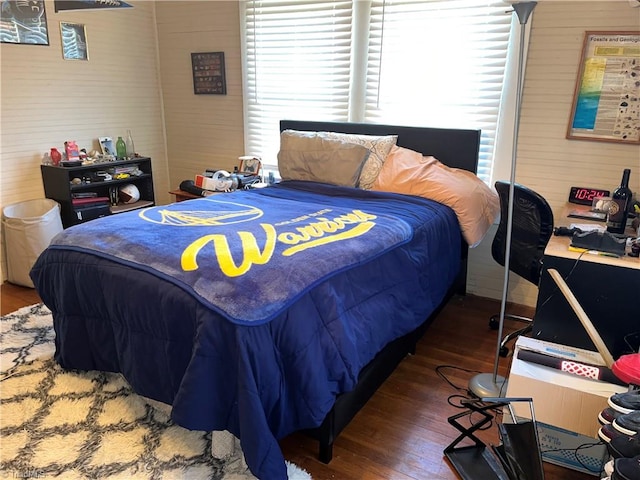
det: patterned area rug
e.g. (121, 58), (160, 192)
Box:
(0, 304), (311, 480)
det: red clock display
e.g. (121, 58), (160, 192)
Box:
(568, 186), (610, 205)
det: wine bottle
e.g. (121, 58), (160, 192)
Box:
(125, 129), (135, 157)
(116, 136), (126, 158)
(606, 169), (632, 234)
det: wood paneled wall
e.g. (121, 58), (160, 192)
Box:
(0, 0), (169, 280)
(155, 1), (244, 191)
(1, 1), (637, 308)
(468, 0), (640, 306)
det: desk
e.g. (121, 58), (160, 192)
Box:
(532, 206), (639, 359)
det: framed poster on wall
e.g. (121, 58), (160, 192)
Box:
(55, 0), (132, 12)
(567, 31), (640, 144)
(191, 52), (226, 95)
(0, 0), (49, 45)
(60, 22), (88, 60)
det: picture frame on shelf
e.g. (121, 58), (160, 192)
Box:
(567, 31), (640, 144)
(191, 52), (226, 95)
(238, 156), (261, 175)
(99, 137), (116, 156)
(60, 22), (88, 60)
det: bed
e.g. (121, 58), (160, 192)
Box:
(31, 121), (485, 480)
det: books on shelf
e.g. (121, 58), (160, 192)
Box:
(72, 196), (110, 206)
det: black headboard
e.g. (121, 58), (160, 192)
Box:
(280, 120), (479, 295)
(280, 120), (480, 175)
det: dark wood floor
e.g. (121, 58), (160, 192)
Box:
(2, 282), (595, 480)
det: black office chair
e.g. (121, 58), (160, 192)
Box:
(489, 181), (554, 356)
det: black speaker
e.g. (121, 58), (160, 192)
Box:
(179, 180), (208, 197)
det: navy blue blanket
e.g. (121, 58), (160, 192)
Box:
(31, 182), (461, 480)
(51, 184), (414, 324)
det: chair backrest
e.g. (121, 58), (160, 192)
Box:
(492, 181), (555, 286)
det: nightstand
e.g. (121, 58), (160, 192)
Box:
(169, 189), (201, 202)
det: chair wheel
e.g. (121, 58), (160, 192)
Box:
(499, 346), (509, 357)
(489, 317), (500, 330)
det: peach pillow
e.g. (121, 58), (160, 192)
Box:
(371, 145), (499, 247)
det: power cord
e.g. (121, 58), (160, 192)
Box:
(535, 249), (586, 314)
(435, 364), (480, 393)
(540, 440), (607, 474)
(435, 364), (504, 430)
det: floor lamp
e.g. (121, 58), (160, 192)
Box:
(468, 0), (537, 399)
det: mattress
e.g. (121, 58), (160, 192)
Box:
(31, 181), (461, 479)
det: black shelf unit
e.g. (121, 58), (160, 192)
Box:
(41, 157), (155, 228)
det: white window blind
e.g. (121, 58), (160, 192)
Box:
(242, 1), (354, 167)
(242, 0), (513, 183)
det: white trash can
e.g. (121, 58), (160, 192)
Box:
(2, 198), (63, 288)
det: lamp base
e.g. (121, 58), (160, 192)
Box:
(468, 373), (508, 398)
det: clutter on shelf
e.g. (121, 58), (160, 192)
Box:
(43, 132), (140, 167)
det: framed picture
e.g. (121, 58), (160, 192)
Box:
(238, 156), (261, 175)
(55, 0), (132, 12)
(99, 137), (115, 156)
(60, 22), (88, 60)
(0, 0), (49, 45)
(567, 31), (640, 144)
(191, 52), (226, 95)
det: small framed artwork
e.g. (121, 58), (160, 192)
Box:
(0, 0), (49, 45)
(60, 22), (88, 60)
(99, 137), (115, 156)
(567, 31), (640, 144)
(238, 156), (261, 175)
(191, 52), (226, 95)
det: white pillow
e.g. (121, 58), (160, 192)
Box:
(277, 130), (370, 187)
(323, 132), (398, 190)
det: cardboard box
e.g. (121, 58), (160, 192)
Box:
(506, 337), (627, 438)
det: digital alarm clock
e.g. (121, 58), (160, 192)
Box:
(568, 186), (610, 206)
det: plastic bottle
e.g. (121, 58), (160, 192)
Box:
(125, 129), (135, 157)
(116, 136), (126, 158)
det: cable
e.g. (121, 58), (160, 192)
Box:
(435, 364), (481, 392)
(446, 394), (473, 409)
(535, 249), (587, 314)
(540, 440), (606, 474)
(435, 364), (504, 431)
(623, 331), (640, 354)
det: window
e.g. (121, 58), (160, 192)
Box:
(242, 0), (514, 184)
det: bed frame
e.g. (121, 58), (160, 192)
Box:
(279, 120), (481, 462)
